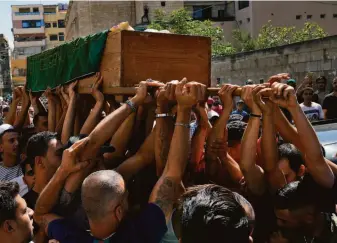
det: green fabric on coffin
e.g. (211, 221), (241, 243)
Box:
(27, 30), (109, 92)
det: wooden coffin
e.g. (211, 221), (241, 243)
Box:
(78, 30), (211, 94)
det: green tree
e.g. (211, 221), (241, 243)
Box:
(148, 9), (236, 56)
(232, 29), (255, 52)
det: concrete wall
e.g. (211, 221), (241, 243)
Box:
(211, 35), (337, 87)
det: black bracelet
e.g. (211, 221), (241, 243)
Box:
(250, 113), (262, 118)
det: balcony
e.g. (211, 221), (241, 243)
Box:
(14, 39), (46, 48)
(12, 12), (43, 20)
(15, 12), (40, 16)
(13, 27), (45, 35)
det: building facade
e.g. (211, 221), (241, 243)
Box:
(11, 3), (68, 86)
(0, 35), (11, 96)
(235, 1), (337, 38)
(65, 1), (337, 43)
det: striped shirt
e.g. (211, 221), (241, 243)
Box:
(0, 162), (23, 181)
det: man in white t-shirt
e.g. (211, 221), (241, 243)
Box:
(300, 87), (324, 122)
(0, 124), (27, 196)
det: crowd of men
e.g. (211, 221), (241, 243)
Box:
(0, 72), (337, 243)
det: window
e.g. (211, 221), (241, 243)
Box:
(45, 22), (51, 28)
(320, 14), (326, 19)
(247, 17), (250, 23)
(22, 20), (43, 28)
(238, 1), (249, 10)
(192, 6), (212, 20)
(333, 14), (337, 18)
(33, 7), (39, 13)
(59, 32), (64, 41)
(307, 15), (312, 19)
(218, 10), (225, 19)
(53, 22), (57, 28)
(296, 15), (302, 20)
(19, 8), (30, 13)
(161, 1), (165, 7)
(49, 35), (58, 41)
(44, 7), (56, 14)
(58, 20), (65, 28)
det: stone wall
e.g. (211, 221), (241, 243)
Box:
(211, 35), (337, 88)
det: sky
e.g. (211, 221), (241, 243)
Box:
(0, 0), (69, 49)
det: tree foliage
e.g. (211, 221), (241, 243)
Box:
(148, 9), (328, 56)
(148, 9), (236, 56)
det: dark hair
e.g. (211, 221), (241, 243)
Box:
(33, 111), (48, 125)
(278, 143), (304, 174)
(179, 184), (251, 243)
(316, 76), (327, 84)
(26, 131), (57, 170)
(302, 87), (314, 93)
(274, 174), (333, 212)
(0, 182), (20, 226)
(227, 121), (247, 146)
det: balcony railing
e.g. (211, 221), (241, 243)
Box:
(14, 39), (46, 48)
(15, 12), (40, 16)
(44, 12), (56, 15)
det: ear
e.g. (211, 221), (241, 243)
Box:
(2, 220), (15, 233)
(298, 165), (306, 177)
(0, 143), (4, 153)
(35, 156), (45, 169)
(115, 205), (124, 222)
(179, 238), (182, 243)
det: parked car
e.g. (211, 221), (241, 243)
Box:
(312, 119), (337, 163)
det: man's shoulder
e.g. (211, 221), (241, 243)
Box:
(324, 93), (336, 99)
(312, 102), (322, 108)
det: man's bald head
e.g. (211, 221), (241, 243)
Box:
(82, 170), (125, 221)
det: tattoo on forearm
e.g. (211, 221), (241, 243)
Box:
(154, 177), (178, 216)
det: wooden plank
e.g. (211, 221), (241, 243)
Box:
(122, 31), (211, 87)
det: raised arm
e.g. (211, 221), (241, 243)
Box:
(64, 81), (163, 194)
(116, 128), (156, 182)
(253, 88), (286, 192)
(61, 82), (78, 144)
(154, 82), (176, 176)
(190, 103), (211, 172)
(80, 73), (105, 135)
(34, 138), (89, 233)
(44, 88), (57, 132)
(103, 112), (136, 168)
(13, 86), (31, 129)
(149, 80), (204, 222)
(207, 84), (238, 144)
(5, 87), (22, 125)
(239, 86), (266, 195)
(270, 82), (334, 188)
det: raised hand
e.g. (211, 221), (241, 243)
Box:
(218, 84), (239, 111)
(68, 81), (78, 100)
(252, 86), (274, 115)
(133, 80), (164, 106)
(60, 86), (70, 105)
(175, 78), (201, 110)
(21, 85), (30, 105)
(268, 73), (290, 84)
(208, 138), (227, 161)
(269, 83), (298, 110)
(240, 85), (256, 111)
(91, 73), (104, 102)
(60, 137), (90, 175)
(13, 86), (23, 103)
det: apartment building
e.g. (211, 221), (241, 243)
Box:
(0, 35), (11, 96)
(235, 1), (337, 38)
(11, 3), (68, 86)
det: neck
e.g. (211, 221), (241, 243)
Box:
(304, 213), (325, 238)
(89, 220), (117, 240)
(333, 91), (337, 96)
(2, 153), (17, 167)
(304, 101), (311, 106)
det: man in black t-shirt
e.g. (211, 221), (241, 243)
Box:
(322, 77), (337, 120)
